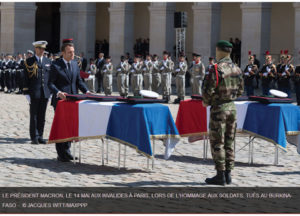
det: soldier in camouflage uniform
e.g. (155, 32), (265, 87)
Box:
(174, 54), (187, 103)
(202, 40), (244, 185)
(130, 55), (143, 96)
(143, 54), (153, 91)
(190, 53), (205, 95)
(116, 56), (131, 97)
(151, 54), (161, 93)
(160, 51), (172, 102)
(102, 56), (113, 96)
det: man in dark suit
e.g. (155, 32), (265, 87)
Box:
(95, 52), (105, 93)
(48, 38), (89, 162)
(23, 41), (51, 144)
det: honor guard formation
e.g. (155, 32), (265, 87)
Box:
(1, 38), (300, 186)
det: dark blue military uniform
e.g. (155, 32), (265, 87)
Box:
(23, 56), (51, 144)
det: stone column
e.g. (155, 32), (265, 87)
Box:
(294, 3), (300, 65)
(192, 3), (221, 64)
(60, 3), (96, 60)
(240, 3), (272, 68)
(108, 2), (134, 63)
(148, 3), (175, 56)
(0, 3), (36, 54)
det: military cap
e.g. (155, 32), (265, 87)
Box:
(120, 55), (125, 61)
(209, 57), (214, 61)
(62, 38), (73, 45)
(27, 50), (34, 55)
(153, 54), (158, 58)
(216, 40), (233, 49)
(194, 53), (201, 57)
(32, 40), (48, 49)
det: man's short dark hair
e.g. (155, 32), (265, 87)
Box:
(217, 46), (232, 53)
(61, 43), (74, 52)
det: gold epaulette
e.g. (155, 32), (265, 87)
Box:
(24, 59), (38, 78)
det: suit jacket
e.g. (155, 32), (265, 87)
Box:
(23, 56), (51, 99)
(81, 57), (88, 71)
(48, 58), (88, 108)
(96, 58), (105, 78)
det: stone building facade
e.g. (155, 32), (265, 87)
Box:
(0, 2), (299, 68)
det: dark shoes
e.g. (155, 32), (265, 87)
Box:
(57, 156), (71, 162)
(31, 139), (39, 144)
(57, 154), (78, 162)
(38, 138), (47, 144)
(31, 138), (47, 144)
(205, 171), (226, 186)
(205, 170), (232, 185)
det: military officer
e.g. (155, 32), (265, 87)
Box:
(102, 56), (113, 96)
(0, 55), (4, 91)
(259, 52), (277, 95)
(243, 54), (258, 96)
(278, 54), (294, 98)
(174, 54), (187, 103)
(143, 54), (153, 91)
(276, 50), (285, 75)
(151, 54), (161, 93)
(116, 56), (131, 97)
(23, 41), (51, 144)
(3, 54), (14, 93)
(160, 51), (172, 101)
(202, 40), (244, 185)
(294, 63), (300, 105)
(15, 53), (25, 94)
(96, 53), (105, 93)
(190, 53), (205, 95)
(130, 55), (143, 96)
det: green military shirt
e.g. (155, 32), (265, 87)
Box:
(202, 56), (244, 109)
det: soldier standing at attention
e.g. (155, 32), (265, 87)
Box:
(102, 56), (113, 96)
(202, 40), (244, 185)
(160, 51), (172, 102)
(143, 54), (153, 91)
(243, 54), (258, 96)
(116, 56), (131, 97)
(259, 52), (276, 96)
(174, 54), (187, 103)
(23, 41), (51, 144)
(278, 54), (294, 98)
(131, 55), (143, 96)
(190, 53), (205, 95)
(294, 62), (300, 105)
(151, 54), (161, 93)
(3, 54), (14, 93)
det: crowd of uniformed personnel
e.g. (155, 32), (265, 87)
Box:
(1, 49), (300, 105)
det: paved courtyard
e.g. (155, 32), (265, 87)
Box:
(0, 92), (300, 187)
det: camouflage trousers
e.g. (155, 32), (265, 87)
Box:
(209, 105), (237, 171)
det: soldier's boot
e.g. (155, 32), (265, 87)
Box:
(225, 170), (232, 184)
(205, 171), (226, 186)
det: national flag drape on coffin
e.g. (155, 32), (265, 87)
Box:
(48, 100), (180, 157)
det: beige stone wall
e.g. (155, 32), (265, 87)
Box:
(176, 2), (193, 60)
(134, 3), (150, 40)
(96, 3), (109, 41)
(220, 3), (242, 41)
(270, 2), (294, 57)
